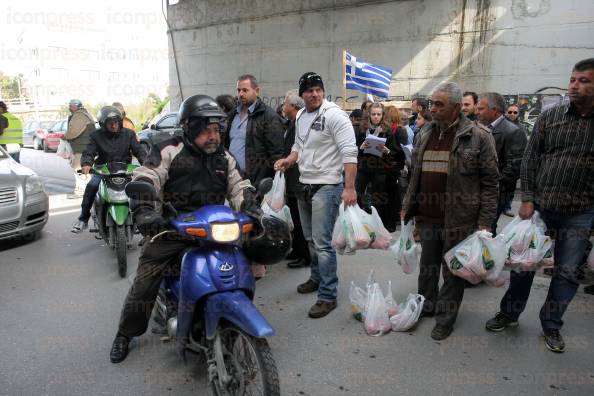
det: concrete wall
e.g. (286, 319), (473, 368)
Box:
(166, 0), (594, 108)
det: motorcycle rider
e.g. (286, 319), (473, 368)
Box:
(109, 94), (265, 364)
(71, 106), (147, 233)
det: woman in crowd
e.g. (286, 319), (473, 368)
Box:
(356, 103), (405, 231)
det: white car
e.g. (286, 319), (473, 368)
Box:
(0, 145), (49, 241)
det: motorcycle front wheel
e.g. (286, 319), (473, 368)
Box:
(115, 225), (127, 278)
(211, 326), (280, 396)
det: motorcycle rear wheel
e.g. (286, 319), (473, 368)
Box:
(115, 225), (127, 278)
(210, 326), (279, 396)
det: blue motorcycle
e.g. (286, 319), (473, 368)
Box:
(126, 181), (289, 396)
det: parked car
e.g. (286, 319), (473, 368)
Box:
(23, 120), (57, 148)
(35, 119), (67, 152)
(137, 113), (181, 153)
(0, 145), (49, 241)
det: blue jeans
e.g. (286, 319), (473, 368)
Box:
(499, 208), (594, 330)
(79, 174), (102, 222)
(298, 184), (343, 302)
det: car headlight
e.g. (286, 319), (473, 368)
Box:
(211, 222), (240, 242)
(107, 189), (128, 202)
(26, 176), (45, 195)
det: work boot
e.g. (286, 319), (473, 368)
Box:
(430, 324), (453, 340)
(110, 334), (130, 363)
(308, 300), (337, 318)
(485, 312), (519, 332)
(297, 278), (319, 294)
(71, 220), (88, 234)
(543, 329), (565, 353)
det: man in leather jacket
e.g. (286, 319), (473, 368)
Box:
(109, 94), (262, 364)
(71, 106), (147, 233)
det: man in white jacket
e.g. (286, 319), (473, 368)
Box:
(275, 72), (358, 318)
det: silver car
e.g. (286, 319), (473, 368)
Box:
(0, 145), (49, 240)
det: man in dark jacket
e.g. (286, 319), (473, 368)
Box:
(282, 89), (311, 268)
(476, 92), (528, 234)
(402, 82), (499, 341)
(224, 74), (285, 187)
(71, 106), (147, 233)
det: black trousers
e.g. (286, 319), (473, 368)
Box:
(287, 194), (311, 261)
(418, 223), (469, 328)
(79, 174), (101, 222)
(118, 238), (188, 338)
(355, 170), (387, 214)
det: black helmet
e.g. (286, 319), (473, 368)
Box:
(98, 106), (123, 127)
(178, 94), (226, 141)
(244, 215), (292, 265)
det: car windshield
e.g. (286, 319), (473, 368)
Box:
(40, 121), (56, 129)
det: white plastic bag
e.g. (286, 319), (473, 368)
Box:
(349, 281), (367, 322)
(266, 171), (286, 211)
(391, 219), (419, 274)
(384, 280), (399, 317)
(261, 201), (294, 231)
(56, 139), (73, 160)
(390, 293), (425, 332)
(364, 283), (392, 336)
(361, 206), (393, 250)
(477, 231), (507, 287)
(500, 212), (551, 271)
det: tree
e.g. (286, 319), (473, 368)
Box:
(0, 72), (25, 99)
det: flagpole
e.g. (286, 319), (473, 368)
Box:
(341, 49), (347, 110)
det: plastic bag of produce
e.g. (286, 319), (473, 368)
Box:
(391, 220), (419, 274)
(364, 282), (392, 336)
(390, 293), (425, 332)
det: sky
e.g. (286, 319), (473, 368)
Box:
(0, 0), (170, 105)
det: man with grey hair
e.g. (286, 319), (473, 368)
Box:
(476, 92), (527, 232)
(282, 89), (310, 268)
(402, 81), (499, 340)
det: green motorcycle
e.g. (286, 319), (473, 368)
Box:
(91, 162), (138, 277)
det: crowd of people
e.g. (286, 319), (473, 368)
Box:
(26, 58), (591, 362)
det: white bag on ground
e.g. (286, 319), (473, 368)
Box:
(349, 281), (367, 322)
(56, 139), (73, 160)
(391, 219), (419, 274)
(390, 293), (425, 332)
(364, 282), (392, 336)
(445, 230), (506, 286)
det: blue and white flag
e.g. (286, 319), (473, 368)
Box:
(345, 51), (392, 98)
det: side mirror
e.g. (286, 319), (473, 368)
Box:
(150, 124), (156, 130)
(125, 181), (158, 201)
(257, 177), (273, 196)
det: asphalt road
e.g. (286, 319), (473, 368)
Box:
(1, 161), (593, 395)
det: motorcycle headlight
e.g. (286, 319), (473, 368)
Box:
(107, 189), (128, 202)
(211, 222), (240, 242)
(26, 176), (45, 195)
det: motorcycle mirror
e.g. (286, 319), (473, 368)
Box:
(257, 177), (273, 196)
(125, 181), (158, 201)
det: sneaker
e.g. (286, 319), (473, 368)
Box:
(504, 210), (515, 217)
(308, 300), (337, 318)
(71, 220), (88, 234)
(430, 324), (453, 340)
(485, 312), (519, 332)
(110, 334), (130, 363)
(543, 329), (565, 353)
(297, 278), (319, 294)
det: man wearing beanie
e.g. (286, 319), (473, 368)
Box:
(275, 72), (358, 318)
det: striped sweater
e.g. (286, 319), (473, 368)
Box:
(521, 102), (594, 212)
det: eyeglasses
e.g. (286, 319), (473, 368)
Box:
(507, 111), (518, 115)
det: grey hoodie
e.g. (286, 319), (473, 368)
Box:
(291, 99), (358, 185)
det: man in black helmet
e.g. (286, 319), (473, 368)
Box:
(71, 106), (147, 233)
(109, 94), (264, 364)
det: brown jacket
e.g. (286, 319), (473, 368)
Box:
(65, 109), (95, 154)
(403, 115), (499, 235)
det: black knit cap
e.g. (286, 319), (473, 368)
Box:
(298, 72), (324, 97)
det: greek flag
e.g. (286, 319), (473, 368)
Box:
(345, 51), (392, 98)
